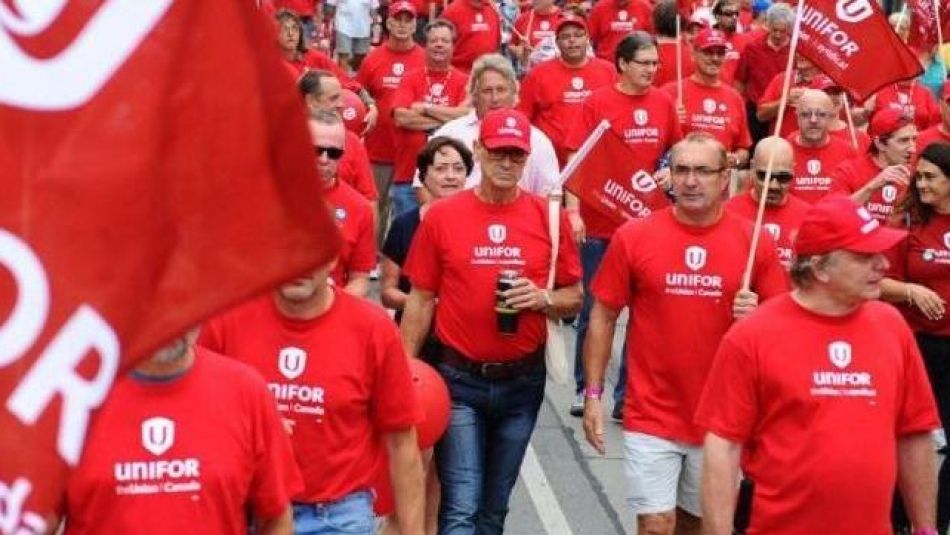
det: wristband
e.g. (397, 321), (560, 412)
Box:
(912, 529), (938, 535)
(565, 206), (580, 214)
(584, 385), (603, 400)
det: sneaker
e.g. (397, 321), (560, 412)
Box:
(569, 393), (584, 417)
(611, 402), (623, 422)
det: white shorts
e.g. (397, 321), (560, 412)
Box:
(623, 431), (703, 516)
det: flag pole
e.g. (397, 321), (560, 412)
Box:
(842, 93), (859, 150)
(676, 15), (684, 108)
(936, 0), (948, 80)
(740, 0), (804, 291)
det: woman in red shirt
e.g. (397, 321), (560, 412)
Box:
(882, 141), (950, 534)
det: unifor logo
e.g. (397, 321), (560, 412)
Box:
(633, 109), (648, 126)
(540, 20), (550, 30)
(475, 13), (483, 22)
(881, 184), (898, 203)
(488, 224), (507, 244)
(827, 340), (852, 369)
(278, 347), (307, 380)
(702, 98), (717, 114)
(618, 10), (628, 20)
(430, 83), (444, 96)
(764, 223), (780, 241)
(141, 417), (175, 456)
(571, 77), (584, 90)
(393, 62), (405, 75)
(807, 159), (821, 175)
(943, 231), (950, 250)
(342, 107), (357, 120)
(629, 170), (656, 192)
(0, 1), (174, 110)
(505, 117), (517, 128)
(835, 0), (874, 23)
(684, 245), (707, 271)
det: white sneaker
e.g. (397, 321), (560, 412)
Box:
(569, 393), (584, 417)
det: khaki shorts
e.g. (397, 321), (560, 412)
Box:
(622, 431), (703, 516)
(336, 32), (371, 55)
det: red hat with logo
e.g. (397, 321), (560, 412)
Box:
(693, 28), (728, 51)
(389, 0), (417, 17)
(479, 108), (531, 151)
(556, 14), (588, 34)
(868, 108), (913, 138)
(794, 195), (906, 256)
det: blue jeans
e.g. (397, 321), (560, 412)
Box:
(292, 490), (374, 535)
(435, 362), (546, 535)
(573, 237), (627, 403)
(390, 183), (419, 220)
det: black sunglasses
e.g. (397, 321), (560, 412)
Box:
(755, 170), (794, 184)
(315, 145), (345, 160)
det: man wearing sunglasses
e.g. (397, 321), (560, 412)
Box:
(726, 136), (809, 268)
(916, 80), (950, 155)
(309, 111), (376, 297)
(787, 88), (858, 204)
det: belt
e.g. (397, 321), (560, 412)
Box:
(439, 343), (544, 380)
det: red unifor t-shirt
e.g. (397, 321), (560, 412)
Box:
(511, 8), (561, 48)
(565, 85), (683, 239)
(787, 132), (858, 204)
(587, 0), (653, 61)
(661, 78), (751, 152)
(518, 57), (617, 166)
(916, 125), (950, 155)
(440, 0), (501, 72)
(725, 191), (811, 268)
(323, 180), (376, 286)
(339, 130), (378, 200)
(356, 43), (426, 163)
(404, 190), (581, 361)
(653, 39), (694, 89)
(718, 31), (747, 85)
(198, 292), (422, 503)
(592, 208), (789, 443)
(872, 83), (941, 133)
(391, 67), (470, 183)
(695, 295), (939, 535)
(758, 72), (810, 139)
(65, 348), (302, 535)
(284, 51), (362, 93)
(830, 154), (908, 222)
(887, 213), (950, 337)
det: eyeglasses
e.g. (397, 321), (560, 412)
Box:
(485, 148), (529, 163)
(755, 170), (794, 184)
(718, 10), (739, 16)
(671, 165), (724, 178)
(629, 58), (660, 68)
(797, 110), (833, 120)
(315, 145), (345, 160)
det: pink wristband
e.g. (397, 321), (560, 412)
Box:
(584, 385), (603, 400)
(912, 529), (938, 535)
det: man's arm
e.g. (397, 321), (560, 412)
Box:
(424, 104), (471, 123)
(582, 300), (619, 454)
(386, 428), (425, 535)
(393, 105), (443, 131)
(897, 431), (938, 531)
(380, 257), (409, 311)
(400, 288), (436, 358)
(256, 506), (293, 535)
(343, 272), (371, 297)
(701, 433), (743, 535)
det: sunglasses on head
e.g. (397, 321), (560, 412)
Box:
(315, 145), (345, 160)
(755, 170), (794, 184)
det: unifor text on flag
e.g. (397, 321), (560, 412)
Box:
(0, 1), (340, 531)
(796, 0), (922, 102)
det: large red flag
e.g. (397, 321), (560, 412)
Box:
(0, 0), (340, 526)
(796, 0), (922, 102)
(563, 122), (671, 227)
(907, 0), (950, 50)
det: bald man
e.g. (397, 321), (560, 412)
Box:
(786, 89), (858, 204)
(726, 136), (810, 268)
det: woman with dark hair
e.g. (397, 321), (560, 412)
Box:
(276, 10), (350, 81)
(882, 141), (950, 534)
(381, 136), (473, 324)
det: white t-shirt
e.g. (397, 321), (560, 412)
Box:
(327, 0), (378, 38)
(413, 110), (561, 195)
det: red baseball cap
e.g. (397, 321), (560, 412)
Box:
(809, 74), (842, 92)
(693, 28), (727, 51)
(556, 14), (588, 34)
(389, 0), (417, 17)
(868, 108), (913, 138)
(794, 196), (907, 256)
(479, 109), (531, 152)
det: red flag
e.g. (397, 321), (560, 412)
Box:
(907, 0), (950, 50)
(796, 0), (923, 102)
(677, 0), (694, 20)
(563, 126), (671, 227)
(0, 0), (340, 525)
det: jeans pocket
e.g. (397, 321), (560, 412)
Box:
(324, 492), (374, 534)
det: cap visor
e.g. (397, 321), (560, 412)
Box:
(846, 227), (907, 254)
(481, 137), (531, 152)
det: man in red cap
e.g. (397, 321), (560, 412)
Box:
(662, 28), (751, 170)
(786, 88), (858, 204)
(400, 108), (583, 534)
(519, 15), (617, 166)
(916, 80), (950, 154)
(587, 0), (653, 61)
(355, 1), (426, 237)
(831, 108), (917, 222)
(440, 0), (501, 72)
(698, 195), (940, 535)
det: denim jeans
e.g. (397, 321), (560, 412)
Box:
(573, 237), (627, 403)
(292, 490), (374, 535)
(390, 183), (419, 220)
(435, 362), (546, 535)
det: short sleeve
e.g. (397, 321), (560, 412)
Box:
(758, 75), (782, 104)
(404, 211), (443, 291)
(554, 209), (582, 287)
(590, 229), (634, 310)
(349, 206), (377, 273)
(896, 328), (940, 436)
(694, 335), (759, 443)
(370, 323), (423, 431)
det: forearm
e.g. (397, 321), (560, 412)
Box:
(343, 273), (370, 297)
(400, 290), (435, 357)
(388, 430), (425, 535)
(393, 108), (443, 131)
(898, 432), (938, 530)
(546, 283), (583, 319)
(582, 302), (617, 390)
(425, 105), (471, 123)
(381, 288), (409, 310)
(879, 278), (908, 305)
(701, 434), (742, 535)
(756, 101), (780, 122)
(565, 191), (581, 210)
(256, 507), (293, 535)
